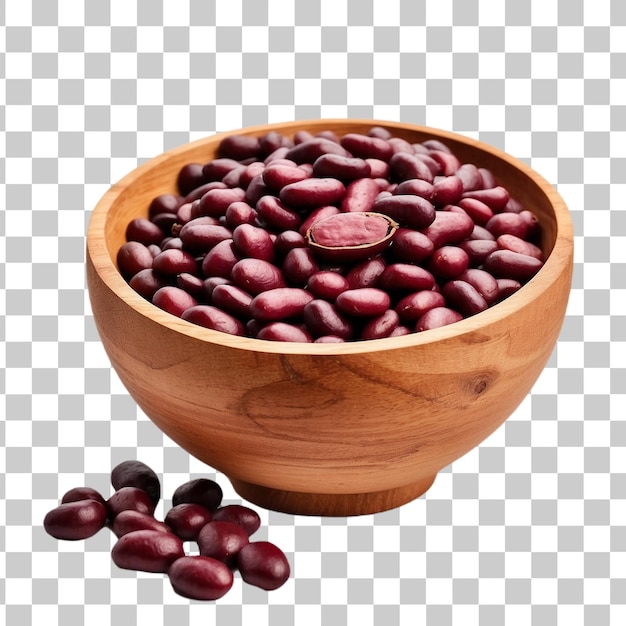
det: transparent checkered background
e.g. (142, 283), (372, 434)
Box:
(2, 0), (625, 624)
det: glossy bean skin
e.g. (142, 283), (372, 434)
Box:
(211, 504), (261, 537)
(231, 258), (286, 295)
(172, 478), (223, 512)
(335, 288), (391, 317)
(149, 193), (181, 218)
(112, 510), (173, 539)
(485, 212), (528, 239)
(378, 263), (436, 292)
(256, 322), (313, 343)
(193, 187), (247, 219)
(455, 163), (483, 192)
(442, 280), (489, 317)
(210, 284), (253, 319)
(111, 529), (185, 574)
(393, 178), (434, 200)
(483, 249), (544, 281)
(218, 134), (261, 160)
(340, 177), (383, 213)
(372, 194), (436, 230)
(168, 556), (234, 601)
(421, 210), (475, 248)
(224, 201), (258, 229)
(117, 241), (154, 279)
(256, 195), (303, 232)
(274, 229), (307, 256)
(427, 245), (470, 281)
(201, 240), (240, 278)
(431, 175), (464, 206)
(178, 221), (233, 254)
(303, 300), (354, 340)
(176, 272), (206, 301)
(389, 151), (435, 183)
(152, 248), (199, 277)
(496, 278), (523, 301)
(237, 541), (291, 591)
(128, 267), (169, 300)
(125, 217), (165, 246)
(164, 503), (213, 542)
(111, 460), (161, 506)
(458, 239), (499, 267)
(340, 133), (394, 161)
(177, 162), (205, 196)
(428, 149), (462, 176)
(306, 271), (350, 301)
(152, 286), (198, 317)
(279, 177), (346, 210)
(462, 185), (510, 211)
(44, 500), (108, 541)
(250, 287), (314, 322)
(106, 486), (156, 520)
(360, 309), (400, 340)
(458, 197), (494, 226)
(281, 247), (320, 285)
(496, 234), (543, 260)
(262, 163), (310, 191)
(298, 205), (341, 236)
(345, 256), (386, 289)
(415, 306), (464, 332)
(395, 290), (446, 323)
(197, 521), (250, 569)
(182, 305), (246, 335)
(388, 228), (434, 264)
(458, 268), (500, 305)
(285, 137), (350, 164)
(61, 486), (106, 506)
(232, 223), (276, 262)
(312, 153), (371, 182)
(202, 157), (243, 182)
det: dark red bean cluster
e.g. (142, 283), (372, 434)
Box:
(43, 460), (290, 600)
(117, 126), (545, 342)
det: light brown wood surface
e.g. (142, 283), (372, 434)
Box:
(86, 119), (574, 516)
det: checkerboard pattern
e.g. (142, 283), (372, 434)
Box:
(2, 0), (625, 624)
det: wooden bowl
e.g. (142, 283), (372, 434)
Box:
(86, 119), (573, 516)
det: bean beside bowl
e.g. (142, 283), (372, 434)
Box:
(86, 119), (573, 516)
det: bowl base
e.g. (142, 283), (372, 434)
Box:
(230, 474), (438, 517)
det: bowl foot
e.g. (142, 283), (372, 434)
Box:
(230, 474), (437, 517)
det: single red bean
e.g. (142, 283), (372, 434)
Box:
(303, 300), (354, 340)
(111, 460), (161, 506)
(149, 193), (181, 218)
(256, 195), (303, 232)
(152, 286), (198, 318)
(198, 520), (250, 568)
(388, 228), (435, 264)
(496, 234), (543, 260)
(458, 268), (500, 305)
(312, 153), (371, 182)
(427, 245), (470, 280)
(281, 247), (320, 285)
(202, 157), (243, 182)
(365, 158), (390, 178)
(340, 133), (394, 161)
(345, 256), (386, 289)
(279, 177), (346, 210)
(237, 162), (265, 189)
(210, 284), (252, 319)
(237, 541), (291, 591)
(395, 290), (446, 323)
(212, 504), (261, 537)
(520, 210), (540, 239)
(274, 229), (307, 256)
(150, 212), (178, 234)
(152, 248), (199, 277)
(224, 201), (258, 229)
(203, 276), (232, 299)
(168, 556), (234, 601)
(259, 131), (293, 157)
(285, 137), (350, 164)
(61, 487), (106, 506)
(462, 185), (510, 211)
(232, 223), (275, 262)
(470, 224), (496, 241)
(176, 201), (194, 224)
(372, 194), (436, 230)
(181, 305), (246, 336)
(125, 217), (165, 246)
(496, 277), (523, 300)
(183, 181), (228, 204)
(164, 503), (213, 542)
(415, 152), (442, 177)
(378, 263), (436, 292)
(201, 239), (240, 278)
(455, 163), (483, 191)
(117, 241), (154, 279)
(231, 258), (286, 295)
(176, 272), (206, 301)
(245, 173), (271, 205)
(335, 288), (391, 317)
(111, 529), (185, 573)
(368, 126), (393, 140)
(262, 162), (310, 191)
(306, 271), (350, 301)
(314, 335), (346, 343)
(485, 212), (528, 239)
(421, 210), (475, 248)
(192, 187), (247, 219)
(442, 280), (489, 317)
(173, 478), (223, 512)
(389, 151), (435, 183)
(106, 486), (156, 520)
(389, 325), (412, 336)
(249, 287), (314, 322)
(388, 136), (415, 154)
(161, 236), (185, 250)
(458, 239), (499, 266)
(415, 306), (464, 331)
(178, 221), (233, 254)
(256, 322), (313, 343)
(218, 134), (261, 160)
(340, 177), (381, 213)
(458, 197), (494, 226)
(112, 510), (173, 538)
(478, 167), (497, 190)
(483, 249), (544, 281)
(44, 500), (108, 540)
(177, 163), (205, 196)
(394, 178), (434, 200)
(360, 309), (400, 340)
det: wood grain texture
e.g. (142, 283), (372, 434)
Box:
(86, 119), (574, 516)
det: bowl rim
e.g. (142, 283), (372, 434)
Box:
(87, 118), (574, 356)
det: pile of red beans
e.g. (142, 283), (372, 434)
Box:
(43, 461), (290, 600)
(117, 126), (545, 343)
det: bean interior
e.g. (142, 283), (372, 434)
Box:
(119, 126), (545, 342)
